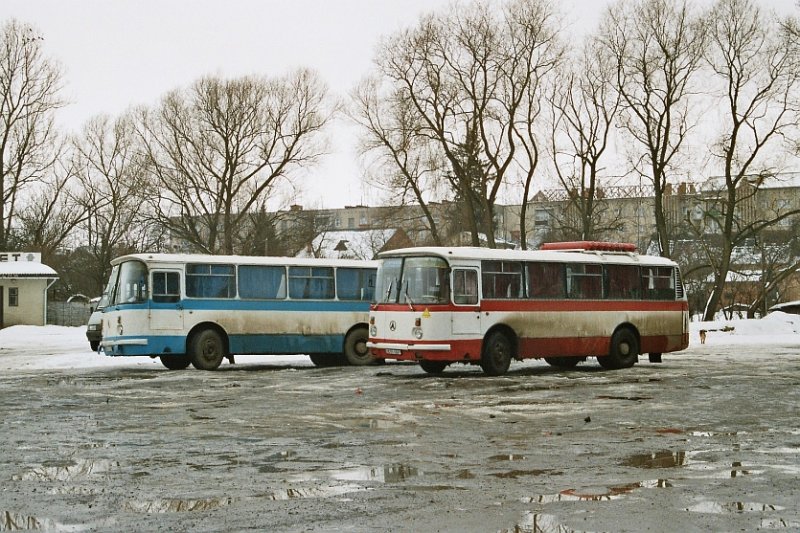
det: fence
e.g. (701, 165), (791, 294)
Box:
(47, 301), (93, 327)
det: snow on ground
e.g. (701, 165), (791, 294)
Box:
(0, 325), (310, 371)
(0, 312), (798, 371)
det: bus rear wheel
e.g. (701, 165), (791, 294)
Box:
(544, 356), (581, 368)
(161, 354), (191, 370)
(598, 328), (639, 370)
(189, 329), (226, 371)
(481, 332), (513, 376)
(419, 360), (448, 374)
(343, 327), (374, 366)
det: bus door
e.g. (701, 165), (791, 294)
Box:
(451, 268), (481, 334)
(150, 270), (183, 330)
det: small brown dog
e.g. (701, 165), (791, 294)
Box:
(699, 329), (707, 344)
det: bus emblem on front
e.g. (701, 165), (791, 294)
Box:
(389, 321), (396, 331)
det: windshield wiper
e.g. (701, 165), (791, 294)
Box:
(403, 284), (414, 311)
(384, 279), (394, 303)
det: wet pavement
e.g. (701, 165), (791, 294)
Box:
(1, 342), (799, 532)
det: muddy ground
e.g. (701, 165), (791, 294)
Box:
(1, 340), (799, 532)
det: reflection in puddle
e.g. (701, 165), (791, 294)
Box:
(491, 469), (559, 479)
(288, 463), (420, 484)
(333, 464), (420, 483)
(124, 496), (234, 513)
(0, 511), (91, 531)
(688, 501), (786, 514)
(488, 454), (526, 462)
(521, 480), (671, 503)
(620, 450), (686, 468)
(264, 484), (365, 500)
(502, 511), (578, 533)
(691, 431), (740, 437)
(12, 459), (119, 482)
(1, 512), (46, 531)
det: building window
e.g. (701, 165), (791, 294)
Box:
(8, 287), (19, 307)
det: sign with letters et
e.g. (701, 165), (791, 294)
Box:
(0, 252), (41, 263)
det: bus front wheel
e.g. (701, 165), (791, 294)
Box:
(481, 332), (513, 376)
(598, 328), (639, 370)
(343, 327), (374, 366)
(161, 354), (191, 370)
(189, 329), (226, 371)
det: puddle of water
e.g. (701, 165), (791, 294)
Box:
(12, 459), (119, 482)
(0, 511), (91, 531)
(488, 454), (526, 462)
(520, 479), (671, 503)
(502, 511), (579, 533)
(596, 395), (652, 401)
(688, 501), (787, 514)
(620, 450), (686, 468)
(490, 469), (559, 479)
(263, 484), (366, 500)
(124, 496), (234, 513)
(690, 431), (740, 437)
(356, 419), (402, 430)
(290, 463), (421, 484)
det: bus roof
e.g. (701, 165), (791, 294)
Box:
(376, 246), (679, 267)
(110, 253), (380, 269)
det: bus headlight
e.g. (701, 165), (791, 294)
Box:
(412, 327), (423, 340)
(370, 325), (377, 337)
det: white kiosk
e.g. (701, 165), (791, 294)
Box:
(0, 252), (58, 328)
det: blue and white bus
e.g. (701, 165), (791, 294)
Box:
(100, 253), (379, 370)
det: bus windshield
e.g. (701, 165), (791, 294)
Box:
(113, 260), (148, 305)
(376, 256), (450, 305)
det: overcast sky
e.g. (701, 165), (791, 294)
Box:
(1, 0), (797, 209)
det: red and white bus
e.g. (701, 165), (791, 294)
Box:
(367, 242), (689, 375)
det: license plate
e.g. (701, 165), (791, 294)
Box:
(386, 349), (401, 355)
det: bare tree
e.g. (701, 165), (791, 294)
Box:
(546, 38), (623, 241)
(362, 0), (562, 248)
(72, 113), (157, 292)
(599, 0), (707, 258)
(137, 70), (333, 255)
(0, 19), (65, 249)
(696, 0), (800, 320)
(351, 77), (447, 245)
(15, 148), (86, 263)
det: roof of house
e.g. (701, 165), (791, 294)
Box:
(0, 261), (58, 278)
(297, 229), (400, 259)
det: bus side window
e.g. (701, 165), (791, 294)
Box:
(289, 266), (334, 299)
(152, 271), (181, 303)
(527, 262), (565, 299)
(481, 261), (522, 299)
(605, 265), (640, 300)
(239, 265), (286, 299)
(186, 264), (236, 298)
(453, 269), (478, 305)
(337, 268), (377, 301)
(566, 264), (603, 299)
(642, 267), (675, 300)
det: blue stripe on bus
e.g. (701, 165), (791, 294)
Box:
(103, 333), (345, 357)
(107, 300), (370, 312)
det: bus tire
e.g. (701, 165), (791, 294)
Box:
(480, 331), (513, 376)
(160, 354), (191, 370)
(598, 328), (639, 370)
(419, 360), (448, 374)
(343, 327), (374, 366)
(189, 329), (226, 371)
(544, 356), (581, 368)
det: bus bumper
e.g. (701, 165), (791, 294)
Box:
(367, 341), (451, 352)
